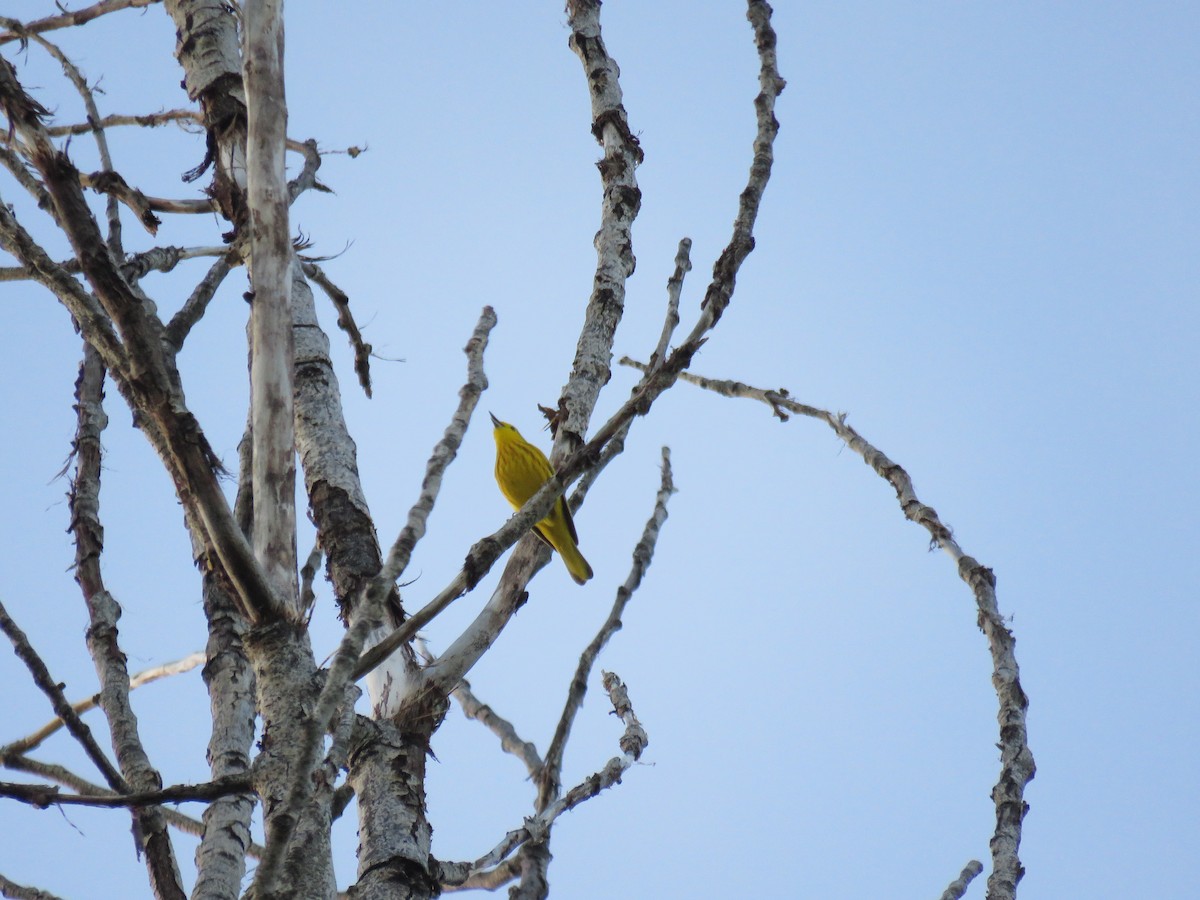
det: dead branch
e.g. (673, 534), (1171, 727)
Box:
(68, 342), (185, 899)
(414, 638), (544, 778)
(0, 0), (161, 47)
(538, 447), (674, 810)
(437, 672), (648, 889)
(0, 752), (263, 857)
(1, 652), (203, 756)
(287, 137), (326, 202)
(0, 773), (254, 810)
(617, 359), (1035, 900)
(0, 598), (127, 792)
(453, 678), (544, 778)
(29, 32), (125, 247)
(940, 860), (984, 900)
(45, 108), (201, 137)
(162, 250), (238, 351)
(302, 260), (373, 396)
(80, 169), (216, 221)
(0, 871), (63, 900)
(554, 0), (644, 446)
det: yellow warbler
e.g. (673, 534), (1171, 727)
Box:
(490, 412), (593, 584)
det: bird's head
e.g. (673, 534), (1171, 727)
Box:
(490, 412), (521, 442)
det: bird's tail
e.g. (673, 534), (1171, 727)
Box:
(558, 540), (593, 585)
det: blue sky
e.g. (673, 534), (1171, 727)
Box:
(1, 2), (1197, 898)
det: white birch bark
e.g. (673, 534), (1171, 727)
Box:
(243, 0), (297, 605)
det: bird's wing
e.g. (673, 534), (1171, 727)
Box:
(559, 496), (580, 544)
(530, 523), (555, 549)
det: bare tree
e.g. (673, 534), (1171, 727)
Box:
(0, 3), (1032, 899)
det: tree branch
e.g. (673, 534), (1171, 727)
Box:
(346, 307), (493, 683)
(162, 250), (237, 351)
(326, 304), (494, 714)
(67, 343), (186, 899)
(555, 0), (644, 446)
(0, 871), (63, 900)
(79, 168), (216, 221)
(618, 360), (1035, 899)
(939, 859), (984, 900)
(0, 599), (127, 791)
(414, 638), (543, 778)
(301, 261), (373, 397)
(0, 652), (203, 757)
(1, 751), (264, 858)
(412, 0), (785, 703)
(453, 678), (544, 778)
(0, 191), (126, 368)
(44, 108), (200, 137)
(537, 448), (674, 810)
(0, 58), (285, 623)
(0, 0), (161, 46)
(437, 672), (648, 890)
(0, 773), (254, 810)
(28, 32), (125, 249)
(244, 0), (298, 610)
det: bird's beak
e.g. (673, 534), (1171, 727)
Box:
(489, 412), (501, 428)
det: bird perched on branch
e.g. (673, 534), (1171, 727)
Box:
(490, 412), (593, 584)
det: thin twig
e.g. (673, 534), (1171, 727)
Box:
(437, 672), (648, 889)
(415, 638), (543, 777)
(0, 599), (127, 792)
(44, 108), (201, 136)
(453, 678), (544, 777)
(0, 773), (254, 810)
(0, 245), (226, 284)
(30, 32), (125, 248)
(1, 652), (203, 756)
(648, 238), (690, 371)
(302, 261), (373, 396)
(0, 0), (161, 46)
(0, 753), (265, 858)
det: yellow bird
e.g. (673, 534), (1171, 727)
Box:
(490, 412), (593, 584)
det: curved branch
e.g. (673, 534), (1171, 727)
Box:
(618, 359), (1035, 900)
